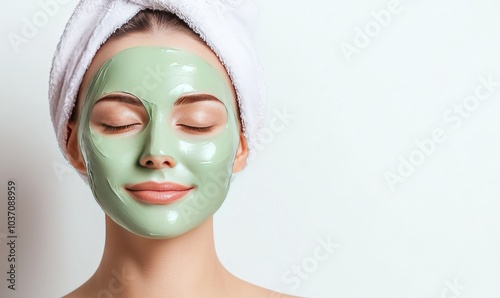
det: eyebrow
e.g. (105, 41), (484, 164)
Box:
(96, 93), (223, 106)
(174, 94), (223, 106)
(97, 94), (143, 106)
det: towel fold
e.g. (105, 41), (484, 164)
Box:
(49, 0), (267, 167)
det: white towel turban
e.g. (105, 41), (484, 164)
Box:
(48, 0), (267, 167)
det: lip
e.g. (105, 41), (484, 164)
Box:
(125, 182), (194, 205)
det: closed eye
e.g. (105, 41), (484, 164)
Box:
(177, 124), (214, 133)
(100, 123), (141, 133)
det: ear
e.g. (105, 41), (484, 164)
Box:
(232, 133), (249, 173)
(66, 120), (87, 175)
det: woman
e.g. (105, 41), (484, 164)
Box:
(49, 1), (298, 297)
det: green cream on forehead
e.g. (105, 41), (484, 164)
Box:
(77, 46), (240, 238)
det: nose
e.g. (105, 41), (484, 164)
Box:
(139, 116), (175, 169)
(140, 154), (176, 169)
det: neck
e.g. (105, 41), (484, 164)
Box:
(88, 216), (232, 297)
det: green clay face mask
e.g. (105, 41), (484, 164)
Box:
(77, 46), (240, 238)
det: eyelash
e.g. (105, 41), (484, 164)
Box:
(177, 124), (214, 133)
(101, 123), (139, 132)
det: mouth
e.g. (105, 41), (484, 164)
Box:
(124, 181), (194, 205)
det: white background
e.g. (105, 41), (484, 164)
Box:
(2, 0), (500, 297)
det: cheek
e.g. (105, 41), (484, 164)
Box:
(176, 124), (240, 171)
(83, 131), (145, 178)
(176, 129), (239, 198)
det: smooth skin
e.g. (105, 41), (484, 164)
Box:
(65, 30), (299, 297)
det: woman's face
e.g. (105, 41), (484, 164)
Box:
(67, 31), (247, 238)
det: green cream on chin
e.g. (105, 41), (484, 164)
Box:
(77, 46), (240, 238)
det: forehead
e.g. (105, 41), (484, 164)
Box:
(88, 47), (233, 108)
(77, 31), (236, 113)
